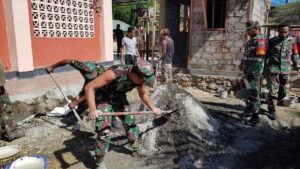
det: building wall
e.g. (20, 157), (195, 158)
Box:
(27, 0), (101, 67)
(0, 0), (10, 70)
(1, 0), (114, 78)
(190, 0), (268, 76)
(251, 0), (268, 23)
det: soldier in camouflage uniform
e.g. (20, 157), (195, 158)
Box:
(47, 60), (106, 129)
(239, 21), (266, 126)
(0, 60), (25, 141)
(85, 60), (161, 169)
(265, 22), (300, 119)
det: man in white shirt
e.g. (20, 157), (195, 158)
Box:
(121, 27), (140, 65)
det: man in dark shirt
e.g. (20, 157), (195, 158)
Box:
(113, 24), (124, 58)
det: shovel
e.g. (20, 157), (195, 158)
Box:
(96, 109), (177, 116)
(48, 72), (94, 132)
(155, 62), (160, 80)
(17, 111), (39, 126)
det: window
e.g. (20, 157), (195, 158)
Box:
(207, 0), (226, 29)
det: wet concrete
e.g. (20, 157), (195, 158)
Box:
(11, 90), (77, 123)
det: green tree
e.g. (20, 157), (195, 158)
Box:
(112, 1), (154, 26)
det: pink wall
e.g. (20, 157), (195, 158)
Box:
(0, 0), (11, 70)
(27, 0), (102, 68)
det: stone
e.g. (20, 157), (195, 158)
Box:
(229, 47), (241, 54)
(181, 81), (192, 87)
(234, 40), (244, 48)
(208, 82), (218, 90)
(216, 80), (223, 85)
(225, 81), (232, 87)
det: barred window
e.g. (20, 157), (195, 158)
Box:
(207, 0), (226, 29)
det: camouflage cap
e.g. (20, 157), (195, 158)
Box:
(245, 21), (259, 30)
(133, 60), (155, 86)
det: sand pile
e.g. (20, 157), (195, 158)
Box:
(136, 85), (221, 168)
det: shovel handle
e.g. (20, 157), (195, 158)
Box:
(97, 110), (174, 116)
(48, 72), (82, 122)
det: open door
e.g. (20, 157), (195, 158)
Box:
(165, 0), (190, 68)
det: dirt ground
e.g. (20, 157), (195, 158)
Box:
(1, 85), (300, 169)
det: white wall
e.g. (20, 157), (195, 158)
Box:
(4, 0), (34, 72)
(99, 0), (114, 62)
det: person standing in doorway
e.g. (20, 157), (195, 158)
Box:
(158, 28), (174, 83)
(113, 24), (124, 58)
(121, 27), (140, 65)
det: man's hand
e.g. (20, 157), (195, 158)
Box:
(292, 69), (300, 75)
(68, 102), (77, 109)
(46, 66), (53, 74)
(88, 109), (97, 120)
(152, 107), (162, 116)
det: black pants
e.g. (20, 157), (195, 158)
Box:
(125, 54), (137, 65)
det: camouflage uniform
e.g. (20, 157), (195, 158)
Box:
(241, 34), (266, 116)
(266, 36), (300, 112)
(69, 60), (105, 115)
(94, 62), (155, 162)
(0, 61), (21, 141)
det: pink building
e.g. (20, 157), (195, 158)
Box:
(0, 0), (113, 78)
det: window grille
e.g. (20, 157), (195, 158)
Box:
(31, 0), (95, 38)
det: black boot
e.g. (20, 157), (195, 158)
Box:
(267, 111), (276, 120)
(240, 111), (253, 121)
(243, 114), (259, 126)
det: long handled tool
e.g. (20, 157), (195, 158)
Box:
(155, 62), (159, 80)
(97, 109), (177, 116)
(48, 72), (94, 132)
(17, 111), (38, 126)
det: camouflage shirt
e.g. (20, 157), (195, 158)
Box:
(95, 65), (138, 109)
(242, 34), (265, 76)
(70, 60), (106, 85)
(266, 36), (300, 74)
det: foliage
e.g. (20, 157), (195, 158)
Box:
(268, 1), (300, 24)
(112, 1), (153, 26)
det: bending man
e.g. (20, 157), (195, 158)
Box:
(85, 60), (161, 169)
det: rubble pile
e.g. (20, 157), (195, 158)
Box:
(137, 85), (221, 168)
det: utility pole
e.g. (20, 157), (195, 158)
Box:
(151, 0), (157, 62)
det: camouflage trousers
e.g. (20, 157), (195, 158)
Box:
(161, 63), (172, 83)
(0, 90), (18, 141)
(244, 74), (262, 115)
(267, 73), (290, 112)
(94, 103), (139, 162)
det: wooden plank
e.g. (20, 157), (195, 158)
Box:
(187, 0), (194, 67)
(201, 0), (208, 28)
